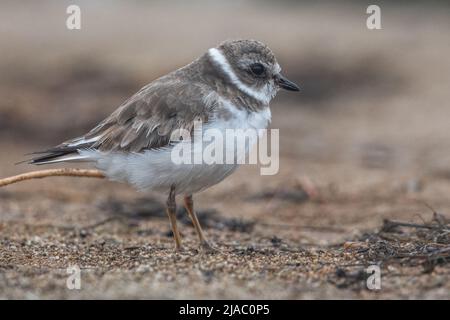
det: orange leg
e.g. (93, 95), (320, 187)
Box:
(183, 195), (214, 251)
(166, 185), (182, 250)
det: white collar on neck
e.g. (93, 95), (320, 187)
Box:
(208, 47), (271, 104)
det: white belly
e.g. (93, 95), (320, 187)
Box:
(85, 101), (271, 195)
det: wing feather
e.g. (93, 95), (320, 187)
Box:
(29, 72), (217, 164)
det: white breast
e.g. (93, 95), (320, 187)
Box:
(213, 98), (272, 131)
(204, 98), (271, 163)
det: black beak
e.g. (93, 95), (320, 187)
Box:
(276, 73), (300, 92)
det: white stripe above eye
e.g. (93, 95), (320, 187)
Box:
(208, 48), (271, 105)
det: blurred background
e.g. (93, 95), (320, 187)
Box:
(1, 0), (450, 299)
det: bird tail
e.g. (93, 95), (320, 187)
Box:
(26, 149), (92, 165)
(22, 136), (99, 165)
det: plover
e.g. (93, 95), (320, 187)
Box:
(29, 39), (299, 251)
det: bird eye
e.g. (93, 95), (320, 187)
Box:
(249, 63), (265, 76)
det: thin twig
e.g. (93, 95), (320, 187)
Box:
(0, 168), (105, 187)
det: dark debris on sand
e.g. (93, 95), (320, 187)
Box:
(329, 212), (450, 291)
